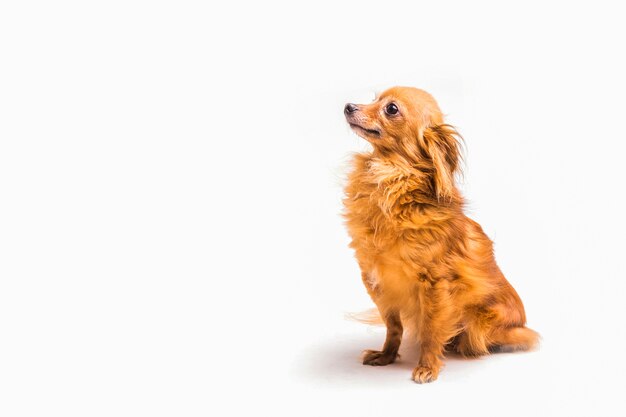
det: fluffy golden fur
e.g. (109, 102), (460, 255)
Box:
(343, 87), (538, 383)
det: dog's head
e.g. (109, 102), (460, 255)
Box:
(344, 86), (462, 199)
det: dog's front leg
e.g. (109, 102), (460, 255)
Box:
(362, 310), (403, 366)
(412, 283), (455, 383)
(412, 338), (445, 383)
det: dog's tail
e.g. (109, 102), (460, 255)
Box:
(345, 307), (384, 326)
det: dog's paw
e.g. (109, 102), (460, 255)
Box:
(412, 365), (439, 383)
(362, 349), (397, 366)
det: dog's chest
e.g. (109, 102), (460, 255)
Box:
(344, 183), (397, 248)
(344, 163), (444, 273)
(344, 163), (413, 246)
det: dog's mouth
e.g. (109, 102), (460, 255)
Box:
(349, 123), (381, 137)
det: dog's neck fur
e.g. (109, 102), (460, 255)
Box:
(357, 151), (463, 210)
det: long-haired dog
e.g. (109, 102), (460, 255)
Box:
(343, 87), (538, 383)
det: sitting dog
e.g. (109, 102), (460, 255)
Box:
(343, 86), (538, 383)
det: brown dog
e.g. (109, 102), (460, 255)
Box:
(343, 87), (538, 383)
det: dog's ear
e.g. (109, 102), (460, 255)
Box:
(421, 124), (463, 200)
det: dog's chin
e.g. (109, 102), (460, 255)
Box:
(349, 123), (381, 140)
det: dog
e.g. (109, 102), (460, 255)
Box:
(343, 86), (538, 383)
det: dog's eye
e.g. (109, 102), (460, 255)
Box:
(385, 103), (399, 116)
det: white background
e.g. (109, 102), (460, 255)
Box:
(1, 1), (625, 416)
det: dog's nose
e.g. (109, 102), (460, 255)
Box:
(344, 103), (359, 114)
